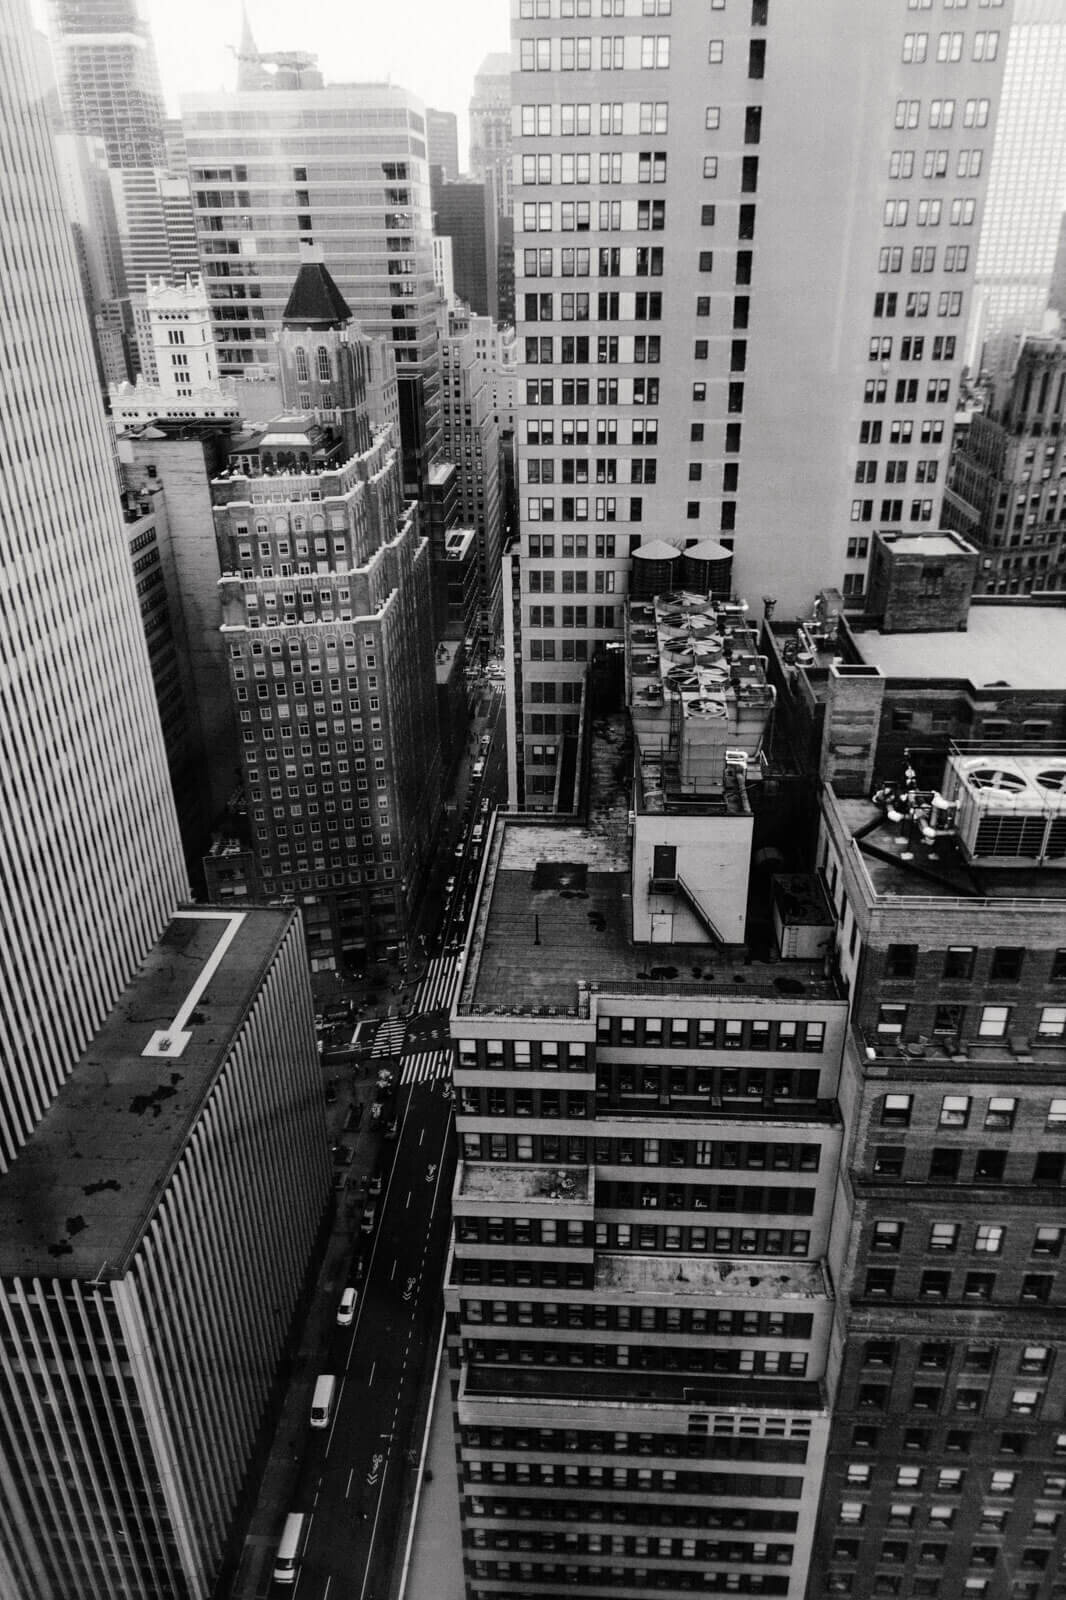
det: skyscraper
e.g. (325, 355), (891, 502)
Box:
(469, 51), (513, 221)
(181, 77), (442, 499)
(50, 0), (167, 169)
(509, 0), (1007, 807)
(0, 906), (329, 1600)
(0, 0), (187, 1165)
(206, 255), (442, 970)
(972, 0), (1066, 346)
(427, 105), (460, 182)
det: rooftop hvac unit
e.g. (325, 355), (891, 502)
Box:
(725, 749), (749, 769)
(945, 754), (1066, 867)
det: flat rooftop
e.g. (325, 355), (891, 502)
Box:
(596, 1253), (829, 1300)
(855, 604), (1066, 691)
(834, 796), (1066, 902)
(459, 1163), (591, 1203)
(461, 817), (839, 1015)
(0, 908), (296, 1280)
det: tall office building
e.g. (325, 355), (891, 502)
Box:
(944, 328), (1066, 596)
(182, 77), (442, 499)
(50, 0), (167, 169)
(470, 51), (513, 221)
(447, 593), (847, 1600)
(510, 0), (1007, 807)
(206, 255), (442, 970)
(433, 167), (500, 318)
(0, 0), (186, 1166)
(442, 307), (504, 646)
(0, 906), (330, 1600)
(427, 105), (460, 182)
(51, 0), (201, 381)
(972, 0), (1066, 348)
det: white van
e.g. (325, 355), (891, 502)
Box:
(273, 1513), (307, 1585)
(310, 1374), (336, 1429)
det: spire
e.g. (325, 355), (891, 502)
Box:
(281, 246), (353, 329)
(235, 4), (270, 91)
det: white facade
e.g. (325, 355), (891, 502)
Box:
(510, 0), (1006, 806)
(0, 0), (186, 1167)
(974, 0), (1066, 345)
(146, 271), (218, 395)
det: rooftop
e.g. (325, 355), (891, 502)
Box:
(281, 257), (353, 328)
(459, 1163), (591, 1204)
(854, 603), (1066, 690)
(0, 909), (297, 1280)
(460, 815), (840, 1016)
(597, 1253), (829, 1299)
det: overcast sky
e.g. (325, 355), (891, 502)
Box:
(43, 0), (512, 167)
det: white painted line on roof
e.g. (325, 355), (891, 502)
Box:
(142, 909), (247, 1058)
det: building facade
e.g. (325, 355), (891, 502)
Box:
(206, 258), (442, 970)
(442, 308), (504, 647)
(971, 0), (1066, 351)
(470, 51), (513, 221)
(427, 105), (460, 182)
(945, 331), (1066, 596)
(50, 0), (167, 169)
(509, 0), (1008, 806)
(446, 593), (848, 1600)
(809, 749), (1066, 1600)
(0, 907), (330, 1600)
(433, 168), (499, 319)
(0, 0), (187, 1166)
(181, 78), (442, 499)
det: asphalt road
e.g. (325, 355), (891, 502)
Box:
(290, 1078), (456, 1599)
(245, 679), (505, 1598)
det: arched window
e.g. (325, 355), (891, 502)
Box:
(294, 346), (309, 383)
(317, 345), (331, 382)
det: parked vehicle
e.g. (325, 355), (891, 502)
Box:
(273, 1513), (307, 1585)
(360, 1202), (378, 1234)
(310, 1375), (336, 1428)
(337, 1287), (358, 1326)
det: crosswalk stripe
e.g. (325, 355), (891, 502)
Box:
(400, 1051), (452, 1085)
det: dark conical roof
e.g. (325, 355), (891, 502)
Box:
(281, 259), (352, 329)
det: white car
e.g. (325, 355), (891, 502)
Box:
(337, 1287), (358, 1325)
(472, 758), (485, 779)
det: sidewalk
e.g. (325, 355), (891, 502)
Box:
(399, 1333), (465, 1600)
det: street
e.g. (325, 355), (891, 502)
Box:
(228, 678), (505, 1599)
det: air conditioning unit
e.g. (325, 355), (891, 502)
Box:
(724, 749), (749, 768)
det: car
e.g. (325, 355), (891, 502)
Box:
(480, 797), (491, 815)
(454, 840), (465, 859)
(444, 875), (456, 897)
(337, 1287), (358, 1326)
(385, 1117), (399, 1142)
(332, 1142), (354, 1167)
(360, 1202), (378, 1234)
(352, 1255), (365, 1284)
(480, 733), (492, 752)
(367, 1174), (383, 1198)
(472, 758), (485, 779)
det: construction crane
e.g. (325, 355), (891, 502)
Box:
(227, 46), (320, 87)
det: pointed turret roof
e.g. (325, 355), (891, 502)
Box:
(281, 252), (353, 329)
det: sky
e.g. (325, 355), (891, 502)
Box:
(151, 0), (510, 167)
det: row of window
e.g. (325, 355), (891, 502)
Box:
(873, 289), (965, 319)
(521, 150), (669, 185)
(883, 941), (1066, 982)
(862, 1265), (1057, 1304)
(468, 1536), (790, 1567)
(456, 1222), (813, 1268)
(467, 1466), (800, 1504)
(858, 417), (945, 443)
(527, 531), (620, 556)
(521, 246), (669, 278)
(871, 1145), (1066, 1187)
(883, 196), (977, 226)
(875, 1001), (1064, 1041)
(595, 1015), (827, 1050)
(900, 28), (999, 60)
(519, 35), (672, 72)
(518, 98), (669, 138)
(597, 1065), (821, 1101)
(888, 147), (984, 179)
(878, 243), (969, 273)
(855, 459), (939, 484)
(880, 1091), (1066, 1129)
(527, 604), (619, 627)
(840, 1468), (1064, 1519)
(867, 334), (956, 361)
(864, 376), (953, 402)
(872, 1217), (1063, 1256)
(894, 96), (991, 129)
